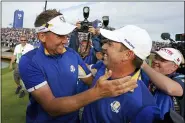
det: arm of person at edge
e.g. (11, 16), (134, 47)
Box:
(9, 46), (17, 69)
(141, 61), (183, 97)
(9, 55), (16, 69)
(19, 55), (138, 117)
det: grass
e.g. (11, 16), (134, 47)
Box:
(2, 67), (29, 123)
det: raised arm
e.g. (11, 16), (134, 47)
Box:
(141, 62), (183, 96)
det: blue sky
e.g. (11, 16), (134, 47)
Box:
(2, 2), (184, 41)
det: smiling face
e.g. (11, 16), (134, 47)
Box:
(38, 31), (68, 55)
(79, 41), (90, 53)
(19, 36), (27, 46)
(102, 40), (135, 69)
(152, 54), (178, 75)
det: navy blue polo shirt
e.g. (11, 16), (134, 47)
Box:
(83, 48), (97, 65)
(19, 44), (91, 123)
(82, 61), (161, 123)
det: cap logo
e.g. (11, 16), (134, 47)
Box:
(38, 27), (46, 31)
(161, 48), (173, 55)
(59, 15), (66, 22)
(124, 39), (135, 49)
(177, 58), (180, 62)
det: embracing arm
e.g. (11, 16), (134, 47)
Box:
(31, 83), (101, 116)
(142, 62), (183, 96)
(31, 71), (137, 117)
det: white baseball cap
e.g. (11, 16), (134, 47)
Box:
(100, 25), (152, 60)
(155, 48), (183, 66)
(35, 15), (76, 35)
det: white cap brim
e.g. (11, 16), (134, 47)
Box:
(155, 50), (174, 62)
(35, 15), (76, 35)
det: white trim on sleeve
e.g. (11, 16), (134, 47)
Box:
(78, 73), (92, 79)
(27, 81), (48, 92)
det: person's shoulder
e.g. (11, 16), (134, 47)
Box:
(93, 62), (106, 77)
(66, 47), (74, 51)
(92, 61), (104, 70)
(15, 44), (21, 48)
(173, 72), (185, 78)
(172, 72), (185, 83)
(65, 47), (79, 56)
(26, 43), (34, 48)
(22, 48), (38, 60)
(19, 49), (39, 72)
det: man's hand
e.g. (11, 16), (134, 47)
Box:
(93, 70), (138, 98)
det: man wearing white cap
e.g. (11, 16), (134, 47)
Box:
(82, 25), (161, 123)
(141, 47), (184, 118)
(18, 9), (137, 123)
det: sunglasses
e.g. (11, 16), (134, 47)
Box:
(21, 40), (27, 41)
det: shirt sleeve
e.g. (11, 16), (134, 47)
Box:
(19, 55), (47, 93)
(13, 45), (18, 55)
(76, 52), (91, 78)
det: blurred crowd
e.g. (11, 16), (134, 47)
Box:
(1, 28), (40, 48)
(1, 28), (185, 58)
(152, 41), (171, 51)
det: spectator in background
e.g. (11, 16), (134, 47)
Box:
(1, 28), (37, 48)
(9, 35), (34, 98)
(141, 47), (185, 118)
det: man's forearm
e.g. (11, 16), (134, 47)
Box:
(142, 63), (183, 96)
(47, 87), (101, 116)
(10, 55), (16, 65)
(80, 74), (94, 86)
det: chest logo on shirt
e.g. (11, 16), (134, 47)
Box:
(110, 101), (121, 113)
(70, 65), (75, 73)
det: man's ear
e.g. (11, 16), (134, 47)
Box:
(126, 50), (135, 60)
(38, 33), (46, 43)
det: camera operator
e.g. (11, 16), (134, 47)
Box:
(75, 22), (100, 96)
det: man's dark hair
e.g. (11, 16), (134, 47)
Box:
(34, 9), (62, 27)
(132, 56), (143, 68)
